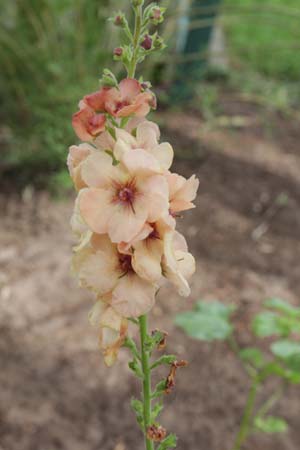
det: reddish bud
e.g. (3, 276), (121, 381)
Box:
(150, 8), (162, 21)
(114, 47), (123, 57)
(147, 425), (167, 442)
(141, 34), (152, 51)
(114, 15), (125, 27)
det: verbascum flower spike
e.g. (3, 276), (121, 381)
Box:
(68, 1), (198, 449)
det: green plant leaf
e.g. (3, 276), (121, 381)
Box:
(265, 298), (300, 317)
(151, 355), (177, 370)
(271, 340), (300, 359)
(157, 433), (177, 450)
(252, 312), (288, 337)
(175, 301), (234, 341)
(151, 402), (164, 421)
(239, 347), (265, 368)
(254, 416), (288, 434)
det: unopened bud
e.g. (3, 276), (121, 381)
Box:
(147, 425), (167, 442)
(114, 14), (125, 27)
(154, 35), (164, 50)
(141, 34), (152, 51)
(141, 81), (152, 90)
(150, 7), (163, 24)
(113, 47), (123, 57)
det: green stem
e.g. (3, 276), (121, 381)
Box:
(232, 379), (259, 450)
(139, 314), (154, 450)
(128, 4), (143, 78)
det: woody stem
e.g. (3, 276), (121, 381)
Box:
(139, 314), (154, 450)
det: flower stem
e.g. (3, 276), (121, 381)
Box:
(139, 314), (154, 450)
(232, 378), (259, 450)
(128, 3), (143, 78)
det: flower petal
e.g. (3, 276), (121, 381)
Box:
(132, 239), (163, 283)
(151, 142), (174, 170)
(79, 188), (113, 234)
(121, 149), (162, 175)
(136, 121), (160, 149)
(81, 151), (122, 188)
(107, 202), (147, 243)
(140, 175), (169, 222)
(119, 78), (141, 100)
(112, 273), (156, 317)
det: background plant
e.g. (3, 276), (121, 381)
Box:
(176, 297), (300, 450)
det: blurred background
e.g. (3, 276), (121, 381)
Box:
(1, 0), (300, 449)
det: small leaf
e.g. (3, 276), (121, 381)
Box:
(265, 298), (300, 317)
(151, 402), (164, 421)
(157, 433), (177, 450)
(123, 337), (140, 360)
(239, 347), (265, 368)
(151, 355), (177, 370)
(128, 359), (143, 379)
(152, 380), (167, 398)
(254, 416), (288, 434)
(252, 312), (287, 337)
(271, 340), (300, 359)
(131, 398), (143, 416)
(195, 300), (235, 318)
(175, 308), (232, 341)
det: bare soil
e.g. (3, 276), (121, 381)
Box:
(0, 104), (300, 450)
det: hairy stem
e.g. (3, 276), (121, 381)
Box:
(128, 3), (143, 78)
(139, 314), (154, 450)
(232, 379), (259, 450)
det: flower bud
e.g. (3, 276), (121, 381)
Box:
(154, 35), (165, 50)
(113, 13), (126, 27)
(147, 425), (167, 442)
(141, 34), (152, 51)
(113, 47), (123, 57)
(150, 7), (164, 24)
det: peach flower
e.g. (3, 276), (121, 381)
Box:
(72, 103), (106, 142)
(73, 234), (157, 318)
(162, 230), (196, 297)
(83, 78), (155, 118)
(67, 143), (95, 190)
(166, 172), (199, 214)
(114, 121), (174, 171)
(89, 298), (128, 366)
(78, 151), (169, 243)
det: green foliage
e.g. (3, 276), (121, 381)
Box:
(239, 347), (265, 369)
(175, 300), (234, 341)
(1, 0), (113, 191)
(157, 433), (177, 450)
(224, 0), (300, 81)
(131, 398), (144, 429)
(150, 355), (177, 370)
(151, 401), (164, 421)
(254, 416), (288, 434)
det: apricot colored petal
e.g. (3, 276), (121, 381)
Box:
(151, 142), (174, 170)
(118, 223), (153, 254)
(112, 273), (156, 317)
(140, 175), (169, 222)
(73, 247), (120, 295)
(81, 151), (122, 188)
(72, 108), (94, 141)
(132, 239), (163, 283)
(122, 149), (162, 175)
(79, 188), (113, 234)
(115, 128), (136, 146)
(136, 121), (160, 149)
(84, 88), (108, 111)
(107, 201), (147, 243)
(94, 130), (115, 151)
(119, 78), (141, 100)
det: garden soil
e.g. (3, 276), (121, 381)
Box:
(0, 105), (300, 450)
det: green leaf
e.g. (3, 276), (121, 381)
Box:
(254, 416), (288, 434)
(128, 359), (144, 379)
(195, 300), (235, 318)
(252, 312), (288, 337)
(175, 304), (233, 341)
(130, 398), (144, 430)
(152, 380), (167, 399)
(157, 433), (177, 450)
(151, 402), (164, 421)
(271, 340), (300, 359)
(123, 337), (140, 360)
(151, 355), (177, 370)
(239, 347), (265, 368)
(265, 298), (300, 317)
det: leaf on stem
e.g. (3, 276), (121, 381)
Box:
(254, 416), (288, 434)
(157, 433), (177, 450)
(175, 300), (234, 341)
